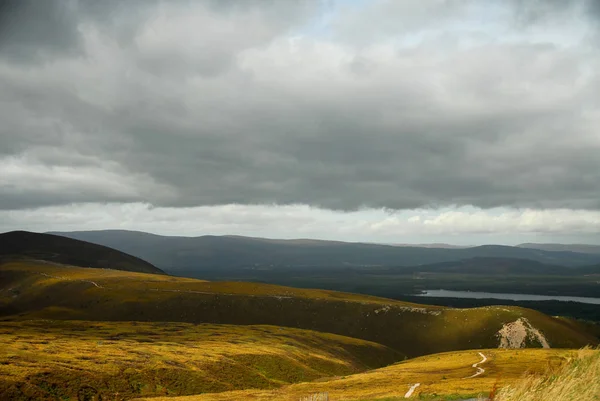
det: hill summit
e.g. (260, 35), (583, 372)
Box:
(0, 231), (165, 275)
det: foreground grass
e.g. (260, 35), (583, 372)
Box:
(0, 320), (399, 400)
(495, 348), (600, 401)
(137, 349), (575, 401)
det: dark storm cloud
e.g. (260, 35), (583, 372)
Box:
(1, 0), (600, 212)
(0, 0), (81, 61)
(589, 0), (600, 18)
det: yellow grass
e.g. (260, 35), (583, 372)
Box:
(495, 348), (600, 401)
(136, 349), (576, 401)
(0, 320), (397, 400)
(0, 260), (433, 305)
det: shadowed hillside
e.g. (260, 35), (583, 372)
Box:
(0, 231), (165, 275)
(1, 261), (596, 359)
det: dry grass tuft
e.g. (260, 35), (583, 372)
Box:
(494, 348), (600, 401)
(299, 393), (329, 401)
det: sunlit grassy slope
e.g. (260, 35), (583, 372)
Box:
(0, 320), (400, 400)
(1, 261), (596, 358)
(495, 348), (600, 401)
(135, 349), (578, 401)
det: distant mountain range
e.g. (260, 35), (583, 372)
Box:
(377, 242), (473, 249)
(47, 230), (600, 272)
(518, 243), (600, 254)
(383, 243), (471, 249)
(0, 231), (165, 275)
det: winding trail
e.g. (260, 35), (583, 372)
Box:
(38, 272), (104, 289)
(464, 352), (488, 379)
(87, 280), (103, 288)
(395, 352), (491, 398)
(404, 383), (420, 398)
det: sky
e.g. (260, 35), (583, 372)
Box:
(1, 0), (600, 245)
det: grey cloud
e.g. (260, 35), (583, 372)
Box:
(333, 0), (600, 45)
(0, 0), (317, 64)
(1, 0), (600, 212)
(0, 0), (81, 61)
(510, 0), (600, 24)
(510, 0), (573, 25)
(0, 191), (129, 211)
(589, 0), (600, 19)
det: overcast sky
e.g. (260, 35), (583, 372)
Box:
(1, 0), (600, 244)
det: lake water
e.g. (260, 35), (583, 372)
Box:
(416, 289), (600, 305)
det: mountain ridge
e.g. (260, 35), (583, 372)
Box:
(47, 230), (600, 271)
(518, 242), (600, 254)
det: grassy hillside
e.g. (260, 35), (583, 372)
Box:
(0, 231), (164, 275)
(0, 320), (399, 400)
(134, 348), (578, 401)
(1, 261), (596, 358)
(495, 348), (600, 401)
(49, 230), (600, 270)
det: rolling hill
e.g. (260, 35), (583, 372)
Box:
(1, 260), (596, 359)
(0, 320), (399, 400)
(137, 348), (585, 401)
(48, 230), (600, 273)
(0, 231), (165, 275)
